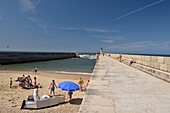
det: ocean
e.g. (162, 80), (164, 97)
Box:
(0, 53), (97, 73)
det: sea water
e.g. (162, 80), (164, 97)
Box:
(0, 53), (97, 73)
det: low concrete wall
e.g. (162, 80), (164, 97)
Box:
(105, 53), (170, 82)
(106, 53), (170, 73)
(0, 51), (77, 65)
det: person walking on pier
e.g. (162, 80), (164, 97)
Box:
(119, 54), (122, 62)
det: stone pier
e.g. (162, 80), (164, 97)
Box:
(0, 51), (76, 65)
(78, 55), (170, 113)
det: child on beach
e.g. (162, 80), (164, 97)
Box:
(10, 77), (13, 88)
(49, 80), (58, 96)
(32, 68), (38, 73)
(82, 80), (90, 91)
(86, 80), (90, 88)
(34, 68), (38, 73)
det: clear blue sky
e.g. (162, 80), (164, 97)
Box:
(0, 0), (169, 54)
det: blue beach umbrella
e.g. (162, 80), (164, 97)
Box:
(58, 81), (79, 91)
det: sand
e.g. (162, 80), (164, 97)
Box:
(0, 70), (91, 113)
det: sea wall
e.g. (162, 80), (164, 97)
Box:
(106, 53), (170, 72)
(105, 53), (170, 82)
(0, 51), (77, 65)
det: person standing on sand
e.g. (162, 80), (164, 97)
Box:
(33, 85), (40, 101)
(49, 80), (58, 96)
(68, 91), (73, 101)
(10, 77), (13, 88)
(34, 68), (38, 73)
(78, 78), (84, 91)
(27, 75), (33, 88)
(82, 80), (90, 91)
(34, 77), (37, 87)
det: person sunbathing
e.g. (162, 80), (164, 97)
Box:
(129, 58), (136, 66)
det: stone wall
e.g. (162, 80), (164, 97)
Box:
(106, 53), (170, 73)
(0, 51), (77, 65)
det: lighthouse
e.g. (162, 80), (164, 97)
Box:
(100, 48), (103, 54)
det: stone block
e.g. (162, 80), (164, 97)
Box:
(141, 56), (145, 60)
(131, 55), (136, 58)
(144, 56), (151, 61)
(157, 57), (164, 64)
(142, 61), (146, 65)
(167, 65), (170, 73)
(160, 64), (168, 71)
(164, 57), (170, 65)
(114, 55), (117, 59)
(125, 55), (130, 59)
(141, 60), (144, 65)
(138, 60), (143, 64)
(134, 55), (140, 60)
(147, 62), (151, 67)
(136, 59), (141, 64)
(150, 62), (154, 68)
(151, 56), (158, 62)
(138, 55), (142, 60)
(154, 63), (160, 70)
(111, 54), (116, 59)
(143, 61), (150, 66)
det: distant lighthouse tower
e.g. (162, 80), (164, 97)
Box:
(100, 48), (103, 54)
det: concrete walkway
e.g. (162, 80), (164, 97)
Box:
(78, 56), (170, 113)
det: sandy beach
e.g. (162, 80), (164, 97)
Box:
(0, 70), (91, 113)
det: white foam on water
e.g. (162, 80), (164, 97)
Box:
(55, 71), (92, 75)
(79, 54), (97, 59)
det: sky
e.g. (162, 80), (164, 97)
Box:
(0, 0), (170, 54)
